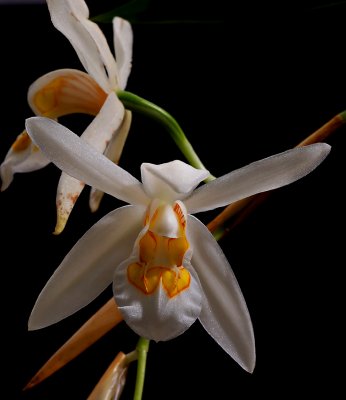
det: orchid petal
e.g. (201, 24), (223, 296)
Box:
(187, 215), (255, 372)
(141, 160), (209, 202)
(54, 174), (85, 234)
(185, 143), (331, 214)
(89, 110), (132, 212)
(25, 117), (150, 206)
(47, 0), (117, 92)
(29, 205), (145, 330)
(28, 69), (107, 118)
(113, 17), (133, 90)
(54, 92), (125, 233)
(113, 254), (202, 342)
(0, 131), (49, 191)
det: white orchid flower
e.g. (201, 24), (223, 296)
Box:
(25, 116), (330, 373)
(1, 0), (133, 233)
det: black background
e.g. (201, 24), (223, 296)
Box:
(1, 1), (345, 399)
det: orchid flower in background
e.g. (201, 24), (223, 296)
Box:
(25, 116), (330, 373)
(0, 0), (133, 233)
(1, 0), (215, 235)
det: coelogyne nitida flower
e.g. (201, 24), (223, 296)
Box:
(1, 0), (133, 232)
(25, 116), (330, 372)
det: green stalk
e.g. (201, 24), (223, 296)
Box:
(117, 90), (215, 181)
(133, 337), (150, 400)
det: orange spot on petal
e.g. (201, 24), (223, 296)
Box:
(67, 193), (79, 205)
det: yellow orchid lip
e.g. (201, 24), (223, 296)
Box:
(11, 131), (31, 152)
(127, 262), (190, 298)
(128, 202), (190, 298)
(31, 73), (107, 118)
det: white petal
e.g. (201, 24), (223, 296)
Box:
(79, 92), (124, 149)
(25, 117), (149, 206)
(29, 205), (145, 330)
(187, 215), (255, 372)
(47, 0), (117, 92)
(141, 160), (209, 202)
(113, 255), (202, 341)
(185, 143), (331, 214)
(28, 69), (107, 118)
(0, 131), (49, 191)
(55, 174), (85, 234)
(89, 110), (132, 212)
(113, 17), (133, 90)
(54, 92), (125, 233)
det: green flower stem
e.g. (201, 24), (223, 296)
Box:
(117, 90), (215, 182)
(133, 337), (150, 400)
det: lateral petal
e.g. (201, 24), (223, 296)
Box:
(187, 215), (256, 372)
(29, 205), (145, 330)
(25, 117), (149, 206)
(89, 110), (132, 213)
(185, 144), (331, 214)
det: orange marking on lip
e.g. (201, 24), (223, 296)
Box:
(168, 236), (188, 267)
(161, 267), (190, 298)
(139, 231), (157, 263)
(173, 203), (186, 229)
(12, 131), (31, 152)
(127, 263), (190, 298)
(33, 75), (107, 118)
(128, 226), (190, 298)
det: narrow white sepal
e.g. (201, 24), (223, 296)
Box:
(113, 17), (133, 90)
(185, 143), (331, 214)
